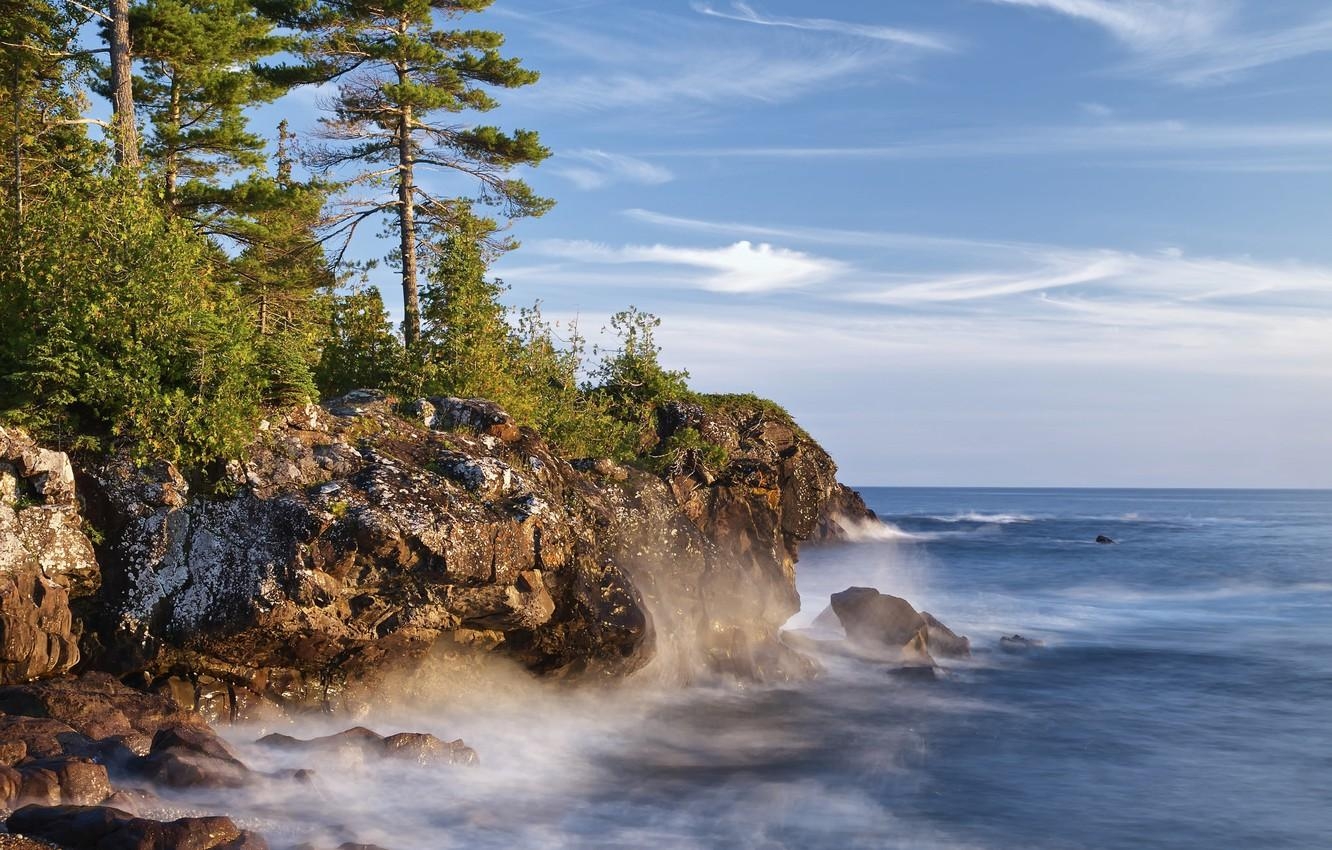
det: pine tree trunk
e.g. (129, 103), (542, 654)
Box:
(109, 0), (139, 169)
(396, 65), (420, 349)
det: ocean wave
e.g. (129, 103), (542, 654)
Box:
(926, 512), (1035, 525)
(836, 519), (932, 542)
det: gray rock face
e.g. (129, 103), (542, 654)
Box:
(0, 429), (100, 684)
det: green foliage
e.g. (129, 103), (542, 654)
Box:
(314, 278), (409, 398)
(296, 0), (553, 344)
(642, 426), (729, 477)
(0, 174), (263, 464)
(418, 208), (520, 402)
(130, 0), (288, 211)
(228, 125), (337, 404)
(588, 306), (692, 455)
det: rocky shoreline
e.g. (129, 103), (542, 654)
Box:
(0, 392), (875, 847)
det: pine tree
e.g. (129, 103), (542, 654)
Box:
(229, 121), (337, 404)
(0, 0), (99, 277)
(297, 0), (552, 349)
(419, 206), (518, 402)
(130, 0), (287, 213)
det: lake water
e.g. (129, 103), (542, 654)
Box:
(225, 488), (1332, 850)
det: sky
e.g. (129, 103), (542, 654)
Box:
(247, 0), (1332, 488)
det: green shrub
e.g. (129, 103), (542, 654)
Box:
(0, 174), (264, 465)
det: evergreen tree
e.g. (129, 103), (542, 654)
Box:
(130, 0), (287, 213)
(229, 122), (336, 404)
(419, 205), (518, 402)
(315, 278), (407, 398)
(0, 174), (263, 464)
(297, 0), (553, 349)
(0, 0), (99, 278)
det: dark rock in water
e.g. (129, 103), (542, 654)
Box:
(887, 665), (939, 681)
(1096, 535), (1115, 544)
(811, 483), (879, 543)
(999, 634), (1046, 654)
(922, 612), (971, 658)
(5, 804), (267, 850)
(133, 725), (251, 789)
(257, 726), (478, 768)
(829, 587), (970, 660)
(831, 587), (924, 647)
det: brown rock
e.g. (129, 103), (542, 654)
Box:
(134, 726), (250, 789)
(6, 805), (262, 850)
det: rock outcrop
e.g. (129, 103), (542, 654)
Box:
(0, 429), (100, 685)
(58, 393), (870, 717)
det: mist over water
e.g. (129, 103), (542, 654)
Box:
(182, 489), (1329, 849)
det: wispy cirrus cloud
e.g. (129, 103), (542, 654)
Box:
(984, 0), (1332, 84)
(647, 119), (1332, 170)
(522, 238), (847, 293)
(692, 2), (956, 51)
(551, 150), (674, 190)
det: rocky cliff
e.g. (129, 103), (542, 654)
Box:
(1, 393), (873, 721)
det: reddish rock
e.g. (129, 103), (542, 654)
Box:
(6, 805), (265, 850)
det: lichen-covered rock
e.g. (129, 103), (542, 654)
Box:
(70, 392), (868, 712)
(0, 429), (100, 685)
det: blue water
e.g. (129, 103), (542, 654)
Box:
(226, 488), (1332, 850)
(785, 488), (1332, 850)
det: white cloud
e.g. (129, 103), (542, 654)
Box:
(693, 2), (956, 51)
(527, 239), (847, 293)
(985, 0), (1225, 48)
(650, 119), (1332, 166)
(552, 150), (674, 190)
(984, 0), (1332, 84)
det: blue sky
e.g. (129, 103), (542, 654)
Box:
(250, 0), (1332, 487)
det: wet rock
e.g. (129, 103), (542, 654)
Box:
(831, 587), (926, 647)
(5, 805), (264, 850)
(830, 587), (970, 660)
(1095, 535), (1115, 544)
(999, 634), (1046, 654)
(0, 673), (205, 748)
(134, 726), (250, 789)
(922, 612), (971, 658)
(258, 727), (477, 768)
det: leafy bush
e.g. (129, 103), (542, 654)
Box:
(0, 174), (263, 465)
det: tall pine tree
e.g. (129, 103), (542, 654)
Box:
(297, 0), (552, 349)
(130, 0), (287, 214)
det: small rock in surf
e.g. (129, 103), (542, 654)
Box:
(1095, 535), (1115, 544)
(999, 634), (1045, 654)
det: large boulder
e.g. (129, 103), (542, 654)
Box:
(0, 429), (100, 684)
(829, 587), (970, 661)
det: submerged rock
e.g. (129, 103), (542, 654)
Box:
(999, 634), (1046, 653)
(1095, 535), (1115, 545)
(256, 726), (477, 768)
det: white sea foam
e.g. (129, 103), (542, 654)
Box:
(929, 511), (1035, 524)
